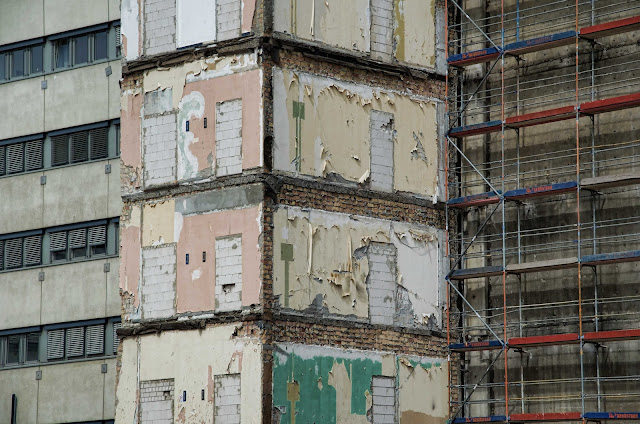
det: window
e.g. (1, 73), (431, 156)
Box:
(51, 127), (108, 167)
(0, 139), (44, 176)
(0, 44), (44, 81)
(47, 324), (105, 361)
(0, 234), (42, 271)
(115, 25), (122, 57)
(49, 224), (107, 263)
(53, 30), (112, 70)
(0, 332), (39, 367)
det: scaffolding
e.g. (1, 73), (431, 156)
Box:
(444, 0), (640, 422)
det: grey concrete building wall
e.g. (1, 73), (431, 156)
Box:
(0, 1), (121, 423)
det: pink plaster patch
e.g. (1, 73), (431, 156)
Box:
(175, 207), (261, 313)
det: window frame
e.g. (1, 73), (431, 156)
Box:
(0, 331), (40, 368)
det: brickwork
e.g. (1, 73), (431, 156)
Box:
(143, 113), (177, 187)
(273, 317), (448, 358)
(367, 243), (397, 325)
(275, 183), (446, 229)
(369, 110), (395, 192)
(140, 379), (174, 424)
(142, 245), (176, 319)
(371, 376), (395, 424)
(217, 0), (242, 41)
(272, 51), (446, 100)
(370, 0), (394, 61)
(144, 0), (176, 55)
(214, 373), (241, 423)
(215, 235), (243, 311)
(216, 99), (243, 177)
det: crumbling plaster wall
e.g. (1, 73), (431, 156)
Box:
(273, 205), (444, 328)
(272, 0), (440, 70)
(272, 68), (441, 199)
(115, 325), (262, 423)
(121, 0), (257, 60)
(120, 53), (263, 193)
(272, 343), (448, 424)
(119, 184), (263, 320)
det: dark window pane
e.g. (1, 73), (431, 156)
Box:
(0, 53), (5, 80)
(12, 49), (25, 78)
(7, 335), (20, 364)
(74, 35), (88, 65)
(26, 333), (39, 362)
(55, 40), (70, 69)
(31, 45), (43, 73)
(95, 31), (108, 60)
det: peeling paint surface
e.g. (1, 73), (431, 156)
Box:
(116, 326), (262, 423)
(272, 68), (439, 197)
(121, 88), (143, 193)
(120, 204), (142, 319)
(176, 205), (262, 313)
(273, 344), (447, 424)
(273, 206), (442, 327)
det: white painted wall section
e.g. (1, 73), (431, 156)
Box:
(177, 0), (217, 48)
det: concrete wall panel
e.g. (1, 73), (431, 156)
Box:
(109, 0), (121, 21)
(121, 85), (143, 193)
(273, 206), (442, 328)
(108, 60), (122, 119)
(0, 0), (44, 45)
(43, 161), (110, 227)
(37, 360), (111, 423)
(44, 65), (110, 132)
(272, 68), (439, 198)
(44, 0), (109, 36)
(0, 367), (39, 424)
(121, 0), (141, 60)
(394, 0), (436, 67)
(0, 268), (42, 330)
(106, 257), (121, 316)
(0, 172), (44, 234)
(41, 260), (108, 324)
(115, 325), (262, 423)
(0, 78), (45, 140)
(108, 160), (124, 218)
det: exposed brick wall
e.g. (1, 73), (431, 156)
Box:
(142, 245), (177, 319)
(215, 235), (243, 311)
(217, 0), (242, 41)
(272, 317), (448, 358)
(140, 379), (174, 424)
(143, 113), (177, 187)
(144, 0), (176, 56)
(274, 183), (446, 229)
(216, 99), (243, 176)
(370, 0), (394, 61)
(272, 51), (446, 100)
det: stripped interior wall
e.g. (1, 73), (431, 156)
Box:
(121, 0), (257, 59)
(273, 206), (443, 328)
(120, 52), (263, 193)
(272, 0), (441, 69)
(272, 343), (448, 424)
(115, 325), (262, 423)
(119, 184), (263, 321)
(272, 68), (441, 199)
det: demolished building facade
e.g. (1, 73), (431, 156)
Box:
(115, 0), (450, 423)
